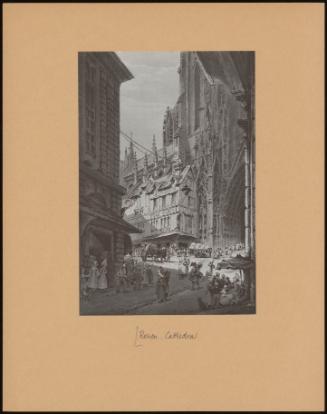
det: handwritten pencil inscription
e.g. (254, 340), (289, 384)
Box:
(134, 326), (198, 346)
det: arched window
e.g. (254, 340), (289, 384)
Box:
(194, 65), (200, 130)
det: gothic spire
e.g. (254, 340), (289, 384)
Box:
(152, 134), (158, 164)
(142, 153), (149, 183)
(144, 153), (149, 170)
(129, 132), (134, 159)
(133, 150), (138, 184)
(163, 146), (167, 167)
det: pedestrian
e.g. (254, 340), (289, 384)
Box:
(80, 265), (89, 297)
(97, 256), (108, 290)
(195, 263), (203, 289)
(166, 247), (170, 263)
(133, 265), (142, 290)
(183, 255), (190, 278)
(208, 260), (215, 276)
(87, 257), (99, 292)
(189, 263), (198, 290)
(156, 267), (166, 302)
(145, 263), (153, 286)
(207, 276), (217, 307)
(163, 270), (170, 301)
(115, 265), (128, 293)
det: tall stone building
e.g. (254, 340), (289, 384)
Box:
(121, 135), (197, 249)
(79, 52), (140, 282)
(160, 51), (255, 256)
(121, 51), (255, 258)
(174, 52), (255, 256)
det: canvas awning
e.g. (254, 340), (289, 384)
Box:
(80, 205), (141, 234)
(216, 256), (254, 270)
(143, 231), (196, 242)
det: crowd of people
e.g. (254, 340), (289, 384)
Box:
(80, 247), (248, 309)
(211, 243), (244, 259)
(114, 255), (154, 293)
(113, 260), (172, 304)
(205, 273), (246, 308)
(80, 254), (108, 297)
(179, 254), (247, 309)
(80, 252), (172, 304)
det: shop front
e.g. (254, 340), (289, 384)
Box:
(80, 206), (140, 286)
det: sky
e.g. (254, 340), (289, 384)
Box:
(117, 52), (180, 159)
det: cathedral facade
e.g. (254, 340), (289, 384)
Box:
(121, 51), (255, 256)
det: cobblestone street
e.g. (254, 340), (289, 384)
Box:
(80, 265), (194, 315)
(80, 259), (254, 315)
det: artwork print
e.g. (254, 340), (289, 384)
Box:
(79, 51), (255, 315)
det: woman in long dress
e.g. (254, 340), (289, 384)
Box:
(80, 265), (89, 297)
(87, 258), (99, 290)
(98, 257), (108, 289)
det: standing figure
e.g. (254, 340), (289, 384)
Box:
(167, 246), (171, 261)
(207, 276), (218, 307)
(134, 264), (143, 290)
(208, 260), (215, 276)
(161, 247), (166, 263)
(195, 263), (203, 288)
(125, 255), (134, 287)
(163, 270), (170, 301)
(189, 262), (198, 290)
(115, 265), (128, 293)
(97, 257), (108, 290)
(87, 257), (99, 291)
(80, 265), (89, 297)
(183, 255), (190, 278)
(178, 256), (184, 279)
(145, 263), (153, 286)
(156, 267), (166, 302)
(141, 247), (147, 263)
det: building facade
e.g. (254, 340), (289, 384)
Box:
(122, 148), (197, 249)
(120, 51), (255, 258)
(79, 52), (140, 283)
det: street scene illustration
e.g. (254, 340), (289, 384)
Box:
(79, 51), (255, 315)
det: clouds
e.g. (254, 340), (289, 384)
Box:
(117, 52), (180, 157)
(118, 51), (180, 68)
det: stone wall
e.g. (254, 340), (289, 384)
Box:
(179, 52), (246, 248)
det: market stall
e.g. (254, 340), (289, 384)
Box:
(215, 255), (255, 304)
